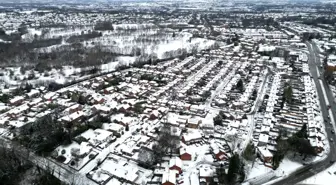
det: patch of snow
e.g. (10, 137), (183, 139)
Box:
(300, 162), (336, 184)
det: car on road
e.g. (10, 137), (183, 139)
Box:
(328, 105), (331, 109)
(332, 130), (335, 134)
(330, 138), (334, 142)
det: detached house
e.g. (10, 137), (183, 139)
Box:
(182, 130), (203, 145)
(180, 147), (192, 161)
(9, 96), (24, 106)
(149, 110), (161, 120)
(210, 141), (229, 161)
(199, 166), (215, 183)
(169, 157), (183, 174)
(162, 170), (177, 185)
(187, 117), (202, 129)
(257, 147), (273, 163)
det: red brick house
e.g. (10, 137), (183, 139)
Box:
(149, 110), (160, 120)
(118, 104), (131, 113)
(215, 151), (227, 161)
(180, 148), (192, 161)
(94, 97), (105, 104)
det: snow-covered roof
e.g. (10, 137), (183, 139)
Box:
(80, 128), (112, 146)
(60, 111), (84, 122)
(258, 133), (269, 144)
(103, 123), (124, 132)
(169, 157), (182, 169)
(26, 89), (40, 98)
(257, 147), (273, 158)
(9, 96), (24, 104)
(162, 170), (177, 185)
(183, 129), (202, 142)
(199, 165), (215, 177)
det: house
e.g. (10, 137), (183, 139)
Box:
(180, 147), (192, 161)
(9, 96), (24, 106)
(95, 154), (140, 183)
(104, 73), (113, 81)
(43, 92), (58, 101)
(26, 89), (40, 99)
(158, 107), (169, 114)
(112, 114), (134, 126)
(187, 117), (201, 129)
(309, 137), (324, 153)
(103, 123), (125, 136)
(182, 130), (203, 145)
(176, 116), (189, 125)
(199, 165), (215, 183)
(326, 55), (336, 71)
(118, 104), (131, 113)
(169, 157), (183, 174)
(162, 170), (177, 185)
(103, 86), (115, 94)
(258, 133), (269, 146)
(190, 105), (205, 114)
(28, 97), (43, 107)
(257, 147), (273, 163)
(70, 142), (92, 158)
(60, 111), (85, 124)
(90, 93), (105, 104)
(65, 104), (83, 114)
(183, 103), (191, 110)
(210, 141), (228, 161)
(6, 104), (30, 119)
(80, 129), (113, 148)
(149, 110), (160, 120)
(215, 150), (227, 161)
(92, 104), (112, 114)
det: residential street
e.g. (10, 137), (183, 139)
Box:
(271, 42), (336, 185)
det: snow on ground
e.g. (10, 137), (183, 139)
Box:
(0, 55), (137, 91)
(101, 56), (136, 73)
(247, 160), (273, 179)
(179, 144), (214, 185)
(246, 157), (303, 185)
(156, 36), (216, 59)
(275, 157), (303, 176)
(300, 163), (336, 185)
(79, 123), (139, 174)
(113, 23), (154, 30)
(46, 28), (88, 39)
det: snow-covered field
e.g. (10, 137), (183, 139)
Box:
(0, 55), (137, 90)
